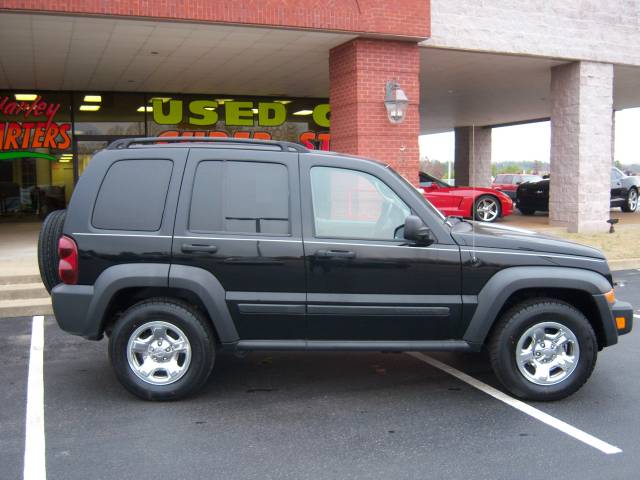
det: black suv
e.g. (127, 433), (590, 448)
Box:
(41, 137), (633, 401)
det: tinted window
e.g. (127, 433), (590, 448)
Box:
(190, 161), (289, 235)
(500, 174), (514, 184)
(92, 159), (173, 231)
(310, 167), (410, 240)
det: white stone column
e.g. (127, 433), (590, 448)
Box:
(549, 61), (613, 233)
(454, 126), (492, 187)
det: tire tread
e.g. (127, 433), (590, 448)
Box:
(37, 209), (66, 294)
(488, 298), (597, 401)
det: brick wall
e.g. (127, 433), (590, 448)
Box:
(329, 38), (421, 183)
(1, 0), (430, 39)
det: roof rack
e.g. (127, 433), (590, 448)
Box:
(106, 136), (309, 153)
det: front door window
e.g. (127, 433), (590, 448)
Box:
(310, 166), (410, 240)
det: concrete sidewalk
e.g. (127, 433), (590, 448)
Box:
(0, 222), (49, 317)
(0, 221), (40, 277)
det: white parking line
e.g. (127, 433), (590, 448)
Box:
(24, 316), (46, 480)
(408, 352), (622, 455)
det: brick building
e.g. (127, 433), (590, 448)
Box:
(0, 1), (638, 231)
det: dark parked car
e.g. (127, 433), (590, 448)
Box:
(517, 167), (639, 215)
(39, 137), (633, 402)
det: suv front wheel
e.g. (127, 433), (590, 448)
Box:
(109, 298), (216, 401)
(489, 298), (597, 401)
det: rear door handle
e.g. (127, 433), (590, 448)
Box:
(181, 243), (218, 254)
(314, 249), (356, 259)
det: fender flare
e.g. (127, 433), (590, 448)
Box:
(463, 266), (614, 346)
(87, 263), (170, 338)
(168, 264), (239, 343)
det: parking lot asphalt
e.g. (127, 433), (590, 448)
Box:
(2, 270), (640, 480)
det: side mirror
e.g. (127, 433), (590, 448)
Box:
(403, 215), (434, 245)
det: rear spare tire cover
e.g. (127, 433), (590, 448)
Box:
(38, 209), (66, 294)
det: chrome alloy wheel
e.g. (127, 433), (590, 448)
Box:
(515, 322), (580, 386)
(126, 321), (192, 385)
(475, 198), (499, 222)
(628, 189), (638, 211)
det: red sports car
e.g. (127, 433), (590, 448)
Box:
(419, 172), (513, 222)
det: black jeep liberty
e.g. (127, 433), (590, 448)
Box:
(39, 137), (633, 401)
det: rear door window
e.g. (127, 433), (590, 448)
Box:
(189, 160), (290, 235)
(92, 159), (173, 231)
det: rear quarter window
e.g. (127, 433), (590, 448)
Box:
(92, 159), (173, 231)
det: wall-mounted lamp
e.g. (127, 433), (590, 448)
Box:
(384, 80), (409, 124)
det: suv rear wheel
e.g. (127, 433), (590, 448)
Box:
(109, 298), (216, 401)
(489, 298), (597, 401)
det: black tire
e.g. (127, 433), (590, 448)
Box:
(621, 187), (638, 212)
(473, 195), (501, 222)
(37, 209), (66, 294)
(109, 298), (216, 401)
(517, 207), (536, 215)
(488, 298), (597, 401)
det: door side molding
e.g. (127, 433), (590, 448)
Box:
(234, 339), (476, 352)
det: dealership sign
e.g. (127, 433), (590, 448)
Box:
(0, 95), (70, 161)
(153, 99), (331, 150)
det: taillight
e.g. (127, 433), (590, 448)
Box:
(58, 235), (78, 285)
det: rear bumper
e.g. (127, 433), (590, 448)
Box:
(51, 283), (101, 339)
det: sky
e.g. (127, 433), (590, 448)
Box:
(419, 107), (640, 165)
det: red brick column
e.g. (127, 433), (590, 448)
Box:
(329, 38), (420, 182)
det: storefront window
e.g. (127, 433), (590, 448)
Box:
(72, 92), (145, 136)
(0, 91), (72, 218)
(146, 95), (330, 149)
(0, 90), (330, 220)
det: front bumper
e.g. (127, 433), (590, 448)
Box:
(592, 294), (633, 347)
(612, 299), (634, 336)
(500, 197), (514, 217)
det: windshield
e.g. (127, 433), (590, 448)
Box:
(419, 171), (451, 188)
(387, 167), (446, 221)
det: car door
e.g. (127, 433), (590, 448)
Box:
(300, 155), (463, 341)
(172, 147), (306, 340)
(611, 168), (625, 206)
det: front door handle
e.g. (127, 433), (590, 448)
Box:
(314, 249), (356, 259)
(181, 243), (218, 254)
